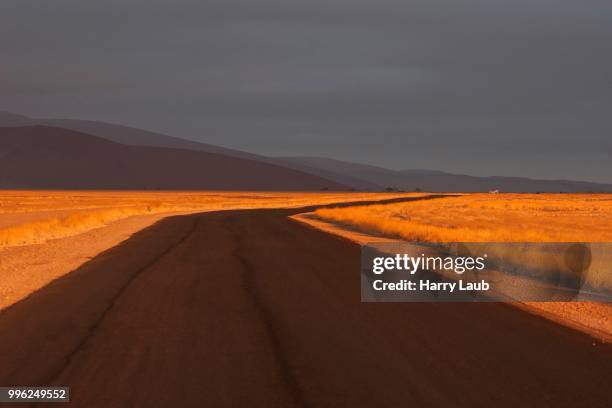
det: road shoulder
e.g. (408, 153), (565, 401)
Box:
(292, 212), (611, 342)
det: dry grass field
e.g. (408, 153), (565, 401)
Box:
(315, 193), (612, 243)
(0, 190), (416, 249)
(312, 193), (612, 337)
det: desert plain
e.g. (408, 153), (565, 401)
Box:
(0, 191), (610, 407)
(0, 190), (411, 309)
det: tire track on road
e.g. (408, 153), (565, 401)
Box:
(228, 216), (310, 408)
(44, 216), (202, 385)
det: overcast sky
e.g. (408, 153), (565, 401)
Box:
(1, 0), (611, 182)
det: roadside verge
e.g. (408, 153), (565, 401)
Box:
(292, 212), (611, 342)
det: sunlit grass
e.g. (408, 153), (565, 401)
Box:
(0, 190), (418, 248)
(315, 194), (612, 242)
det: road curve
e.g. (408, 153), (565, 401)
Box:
(0, 201), (610, 407)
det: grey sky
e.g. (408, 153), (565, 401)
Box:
(1, 0), (611, 182)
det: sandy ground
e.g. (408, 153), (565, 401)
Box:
(0, 211), (192, 310)
(0, 204), (609, 407)
(293, 213), (611, 340)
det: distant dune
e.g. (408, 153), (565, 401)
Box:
(3, 112), (611, 192)
(0, 126), (347, 190)
(279, 156), (612, 193)
(0, 112), (374, 190)
(0, 111), (267, 161)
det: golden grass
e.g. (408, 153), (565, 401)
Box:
(0, 191), (416, 248)
(315, 194), (612, 243)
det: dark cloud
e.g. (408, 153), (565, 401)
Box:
(1, 0), (611, 182)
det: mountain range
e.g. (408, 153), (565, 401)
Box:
(1, 111), (611, 192)
(0, 126), (346, 190)
(277, 156), (612, 193)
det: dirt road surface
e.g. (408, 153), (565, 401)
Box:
(0, 201), (610, 407)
